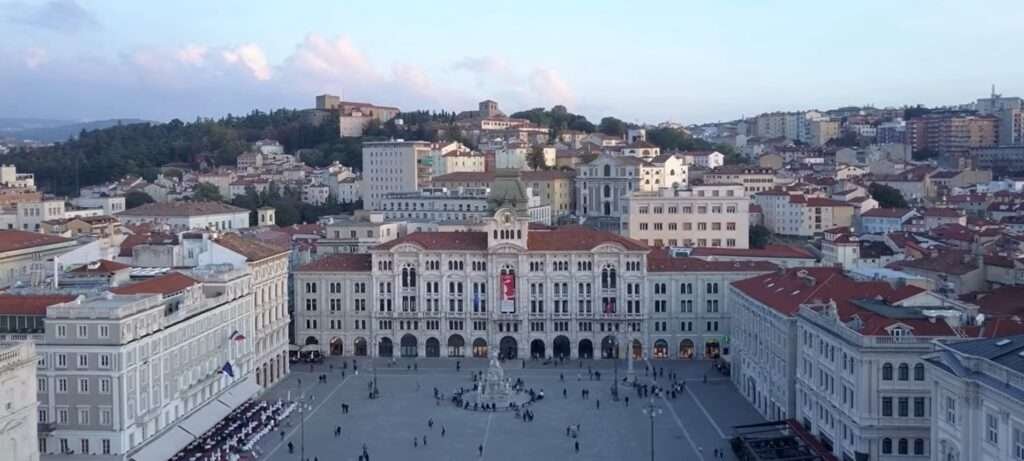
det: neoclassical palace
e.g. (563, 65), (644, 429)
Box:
(294, 169), (776, 362)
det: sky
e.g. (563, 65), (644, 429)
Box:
(1, 0), (1023, 124)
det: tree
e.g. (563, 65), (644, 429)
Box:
(526, 146), (547, 171)
(192, 182), (223, 202)
(869, 183), (909, 209)
(598, 117), (627, 137)
(125, 191), (154, 209)
(749, 225), (771, 249)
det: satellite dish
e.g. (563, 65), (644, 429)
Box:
(975, 313), (986, 325)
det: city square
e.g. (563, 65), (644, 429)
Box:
(254, 357), (764, 461)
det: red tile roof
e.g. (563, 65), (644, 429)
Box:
(888, 250), (979, 275)
(375, 226), (650, 253)
(527, 226), (649, 252)
(118, 201), (247, 217)
(0, 230), (73, 253)
(691, 244), (816, 260)
(111, 272), (198, 296)
(0, 294), (76, 316)
(646, 248), (777, 272)
(862, 208), (913, 218)
(215, 233), (289, 261)
(973, 286), (1024, 316)
(296, 254), (372, 272)
(922, 207), (963, 218)
(731, 267), (940, 336)
(69, 259), (131, 274)
(376, 232), (489, 251)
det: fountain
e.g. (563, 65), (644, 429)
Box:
(463, 351), (531, 409)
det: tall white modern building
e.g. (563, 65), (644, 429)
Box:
(360, 140), (432, 210)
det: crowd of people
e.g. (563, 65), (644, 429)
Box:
(170, 399), (296, 461)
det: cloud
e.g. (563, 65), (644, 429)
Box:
(23, 47), (48, 69)
(284, 34), (378, 86)
(0, 34), (575, 121)
(1, 0), (99, 34)
(452, 56), (510, 77)
(222, 44), (271, 81)
(175, 44), (208, 66)
(528, 68), (574, 106)
(451, 55), (576, 110)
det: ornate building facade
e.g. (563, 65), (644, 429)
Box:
(294, 167), (776, 362)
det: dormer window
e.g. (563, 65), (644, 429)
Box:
(890, 326), (908, 337)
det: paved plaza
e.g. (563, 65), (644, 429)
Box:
(254, 357), (765, 461)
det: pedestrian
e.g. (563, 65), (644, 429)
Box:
(456, 361), (461, 371)
(625, 396), (629, 406)
(423, 435), (427, 446)
(428, 418), (433, 428)
(563, 388), (567, 398)
(441, 426), (446, 437)
(287, 442), (294, 453)
(596, 399), (600, 409)
(574, 440), (580, 453)
(560, 372), (564, 382)
(703, 374), (707, 383)
(414, 437), (418, 448)
(478, 444), (484, 456)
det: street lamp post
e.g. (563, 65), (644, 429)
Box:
(297, 378), (305, 461)
(641, 398), (663, 461)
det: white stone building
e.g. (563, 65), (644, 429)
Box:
(36, 268), (259, 459)
(731, 266), (977, 461)
(753, 191), (855, 237)
(0, 341), (40, 461)
(116, 202), (250, 231)
(925, 334), (1024, 461)
(0, 230), (79, 289)
(622, 184), (750, 249)
(293, 177), (776, 362)
(376, 187), (551, 226)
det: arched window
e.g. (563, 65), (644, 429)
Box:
(401, 265), (416, 288)
(603, 164), (612, 177)
(603, 184), (611, 198)
(882, 438), (892, 454)
(914, 363), (925, 381)
(882, 363), (893, 380)
(913, 439), (925, 455)
(601, 265), (617, 290)
(897, 438), (908, 455)
(898, 363), (909, 381)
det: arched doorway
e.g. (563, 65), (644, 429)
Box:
(354, 337), (367, 356)
(530, 339), (546, 359)
(305, 336), (319, 346)
(472, 338), (488, 358)
(653, 339), (669, 359)
(631, 339), (642, 360)
(425, 337), (440, 357)
(329, 337), (343, 355)
(499, 336), (518, 359)
(578, 339), (594, 359)
(679, 339), (694, 359)
(553, 336), (571, 359)
(705, 339), (721, 359)
(379, 337), (393, 357)
(447, 334), (465, 357)
(601, 336), (618, 359)
(400, 334), (418, 358)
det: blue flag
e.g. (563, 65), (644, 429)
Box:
(220, 361), (234, 378)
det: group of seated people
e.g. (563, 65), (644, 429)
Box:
(170, 399), (296, 461)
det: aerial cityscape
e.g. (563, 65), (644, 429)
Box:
(1, 2), (1024, 461)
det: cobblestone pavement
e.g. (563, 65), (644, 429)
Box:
(255, 357), (764, 461)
